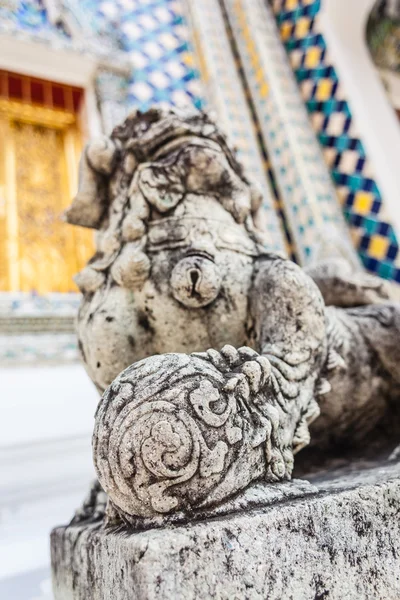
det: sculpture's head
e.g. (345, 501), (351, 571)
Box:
(67, 108), (268, 302)
(65, 109), (273, 390)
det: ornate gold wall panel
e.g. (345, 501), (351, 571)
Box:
(0, 117), (9, 291)
(0, 99), (93, 293)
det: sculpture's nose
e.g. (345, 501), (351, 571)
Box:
(170, 256), (221, 308)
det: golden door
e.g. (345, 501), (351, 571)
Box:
(0, 98), (93, 293)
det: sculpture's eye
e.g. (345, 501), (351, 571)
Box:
(137, 143), (252, 224)
(170, 255), (221, 308)
(138, 155), (184, 213)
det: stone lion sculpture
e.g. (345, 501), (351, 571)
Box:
(66, 108), (400, 523)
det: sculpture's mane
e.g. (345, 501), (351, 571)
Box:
(111, 107), (246, 177)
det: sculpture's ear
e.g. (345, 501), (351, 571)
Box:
(63, 136), (118, 229)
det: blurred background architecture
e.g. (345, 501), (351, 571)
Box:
(0, 0), (399, 598)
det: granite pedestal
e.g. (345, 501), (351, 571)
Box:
(51, 460), (400, 600)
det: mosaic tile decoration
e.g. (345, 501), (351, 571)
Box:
(185, 0), (288, 254)
(115, 0), (204, 111)
(0, 292), (80, 316)
(0, 333), (79, 365)
(0, 0), (67, 41)
(270, 0), (400, 281)
(0, 293), (80, 364)
(0, 0), (126, 61)
(214, 0), (296, 259)
(223, 0), (357, 266)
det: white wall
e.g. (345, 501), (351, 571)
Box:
(321, 0), (400, 237)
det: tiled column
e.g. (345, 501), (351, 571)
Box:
(184, 0), (288, 253)
(222, 0), (359, 266)
(117, 0), (204, 111)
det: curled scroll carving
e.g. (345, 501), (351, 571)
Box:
(93, 347), (287, 519)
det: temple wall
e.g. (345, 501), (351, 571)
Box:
(1, 0), (399, 285)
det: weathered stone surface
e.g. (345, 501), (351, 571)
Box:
(51, 460), (400, 600)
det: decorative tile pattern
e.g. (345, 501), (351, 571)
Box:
(223, 0), (358, 266)
(270, 0), (400, 281)
(116, 0), (204, 111)
(0, 0), (65, 39)
(0, 0), (125, 59)
(0, 293), (80, 363)
(0, 333), (79, 364)
(0, 291), (80, 316)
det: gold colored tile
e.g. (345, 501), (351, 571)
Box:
(369, 235), (389, 259)
(280, 22), (292, 41)
(316, 78), (333, 101)
(353, 191), (373, 215)
(259, 82), (269, 98)
(305, 47), (321, 69)
(255, 67), (265, 84)
(295, 17), (311, 38)
(182, 52), (194, 67)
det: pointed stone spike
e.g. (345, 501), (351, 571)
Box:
(256, 355), (272, 384)
(316, 378), (332, 396)
(207, 348), (225, 369)
(240, 361), (262, 393)
(237, 346), (258, 360)
(220, 345), (239, 366)
(223, 376), (240, 392)
(292, 420), (311, 455)
(327, 349), (347, 371)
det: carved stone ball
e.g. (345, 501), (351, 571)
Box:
(93, 347), (281, 520)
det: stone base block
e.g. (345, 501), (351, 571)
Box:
(51, 461), (400, 600)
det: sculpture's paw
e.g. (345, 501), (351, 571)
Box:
(71, 479), (107, 525)
(307, 258), (400, 307)
(92, 349), (287, 522)
(344, 272), (400, 304)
